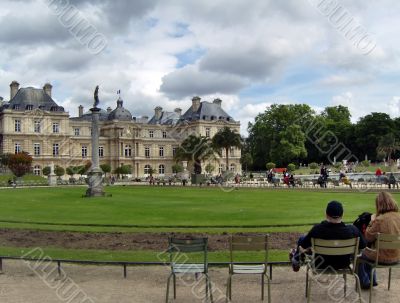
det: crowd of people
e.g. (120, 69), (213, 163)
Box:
(289, 192), (400, 289)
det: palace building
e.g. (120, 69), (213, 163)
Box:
(0, 81), (241, 177)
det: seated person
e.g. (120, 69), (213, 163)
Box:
(358, 192), (400, 289)
(342, 175), (352, 189)
(289, 174), (295, 187)
(388, 173), (397, 189)
(283, 175), (290, 186)
(290, 201), (366, 271)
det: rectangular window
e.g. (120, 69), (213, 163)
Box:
(124, 145), (132, 157)
(53, 143), (59, 156)
(162, 131), (167, 138)
(159, 146), (164, 157)
(53, 122), (59, 133)
(205, 128), (210, 138)
(145, 146), (150, 158)
(74, 128), (80, 136)
(15, 143), (21, 154)
(149, 130), (154, 138)
(99, 146), (104, 158)
(34, 120), (41, 133)
(15, 120), (21, 132)
(82, 146), (88, 158)
(172, 147), (177, 157)
(34, 143), (40, 156)
(230, 147), (235, 156)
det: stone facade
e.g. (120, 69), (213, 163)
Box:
(0, 82), (241, 177)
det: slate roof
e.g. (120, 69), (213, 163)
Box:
(0, 87), (64, 112)
(108, 98), (132, 121)
(148, 111), (180, 125)
(181, 101), (234, 122)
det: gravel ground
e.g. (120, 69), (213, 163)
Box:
(0, 260), (399, 302)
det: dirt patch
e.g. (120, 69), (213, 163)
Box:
(0, 229), (303, 251)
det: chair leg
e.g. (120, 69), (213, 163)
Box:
(305, 267), (309, 298)
(369, 268), (375, 303)
(343, 273), (347, 297)
(261, 274), (265, 301)
(388, 268), (392, 290)
(225, 276), (231, 303)
(166, 273), (173, 303)
(353, 274), (362, 303)
(206, 274), (209, 300)
(173, 274), (176, 299)
(266, 274), (271, 303)
(208, 276), (214, 303)
(307, 277), (312, 303)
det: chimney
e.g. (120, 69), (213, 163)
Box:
(154, 106), (163, 120)
(10, 81), (20, 100)
(78, 105), (84, 117)
(213, 98), (222, 107)
(107, 106), (112, 113)
(142, 116), (149, 123)
(43, 83), (53, 97)
(192, 96), (201, 112)
(174, 108), (182, 116)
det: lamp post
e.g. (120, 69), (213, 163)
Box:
(85, 86), (104, 197)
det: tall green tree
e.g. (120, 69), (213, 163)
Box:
(174, 135), (214, 174)
(211, 127), (242, 171)
(270, 125), (307, 164)
(377, 133), (400, 162)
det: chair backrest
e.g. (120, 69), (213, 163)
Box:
(375, 233), (400, 264)
(311, 237), (359, 271)
(229, 235), (269, 264)
(168, 237), (208, 268)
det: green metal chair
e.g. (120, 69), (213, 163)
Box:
(226, 235), (271, 302)
(357, 233), (400, 303)
(305, 237), (362, 303)
(166, 237), (213, 303)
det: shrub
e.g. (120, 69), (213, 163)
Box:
(100, 164), (111, 175)
(266, 162), (276, 170)
(361, 160), (370, 167)
(42, 166), (51, 176)
(309, 162), (318, 170)
(172, 163), (184, 174)
(287, 163), (296, 172)
(54, 166), (65, 177)
(7, 152), (33, 177)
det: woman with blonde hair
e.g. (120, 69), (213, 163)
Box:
(358, 191), (400, 288)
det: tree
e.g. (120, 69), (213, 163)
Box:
(240, 152), (253, 173)
(66, 166), (79, 177)
(7, 152), (33, 178)
(114, 165), (132, 177)
(172, 163), (183, 174)
(247, 104), (314, 169)
(211, 127), (241, 172)
(42, 166), (51, 176)
(377, 133), (400, 163)
(355, 113), (396, 161)
(174, 135), (215, 174)
(287, 163), (296, 172)
(270, 125), (307, 165)
(0, 153), (11, 167)
(204, 163), (215, 175)
(77, 161), (92, 176)
(266, 162), (276, 170)
(100, 164), (111, 176)
(54, 166), (65, 177)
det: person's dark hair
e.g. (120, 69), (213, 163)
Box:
(326, 201), (343, 218)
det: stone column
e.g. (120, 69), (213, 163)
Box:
(86, 107), (104, 197)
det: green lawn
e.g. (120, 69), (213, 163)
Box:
(0, 186), (387, 232)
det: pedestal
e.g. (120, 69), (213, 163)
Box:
(48, 174), (57, 186)
(85, 169), (104, 197)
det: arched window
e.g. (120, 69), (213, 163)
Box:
(159, 164), (165, 175)
(33, 165), (41, 176)
(144, 164), (151, 174)
(230, 163), (236, 172)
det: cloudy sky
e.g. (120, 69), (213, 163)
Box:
(0, 0), (399, 135)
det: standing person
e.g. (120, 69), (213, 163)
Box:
(290, 201), (365, 271)
(357, 192), (400, 288)
(388, 173), (397, 189)
(375, 167), (382, 183)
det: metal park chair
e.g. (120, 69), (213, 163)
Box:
(165, 237), (213, 303)
(357, 233), (400, 303)
(226, 235), (271, 302)
(305, 237), (362, 303)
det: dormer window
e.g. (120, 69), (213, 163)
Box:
(210, 116), (215, 120)
(13, 104), (20, 110)
(26, 105), (33, 110)
(202, 115), (207, 120)
(50, 106), (57, 112)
